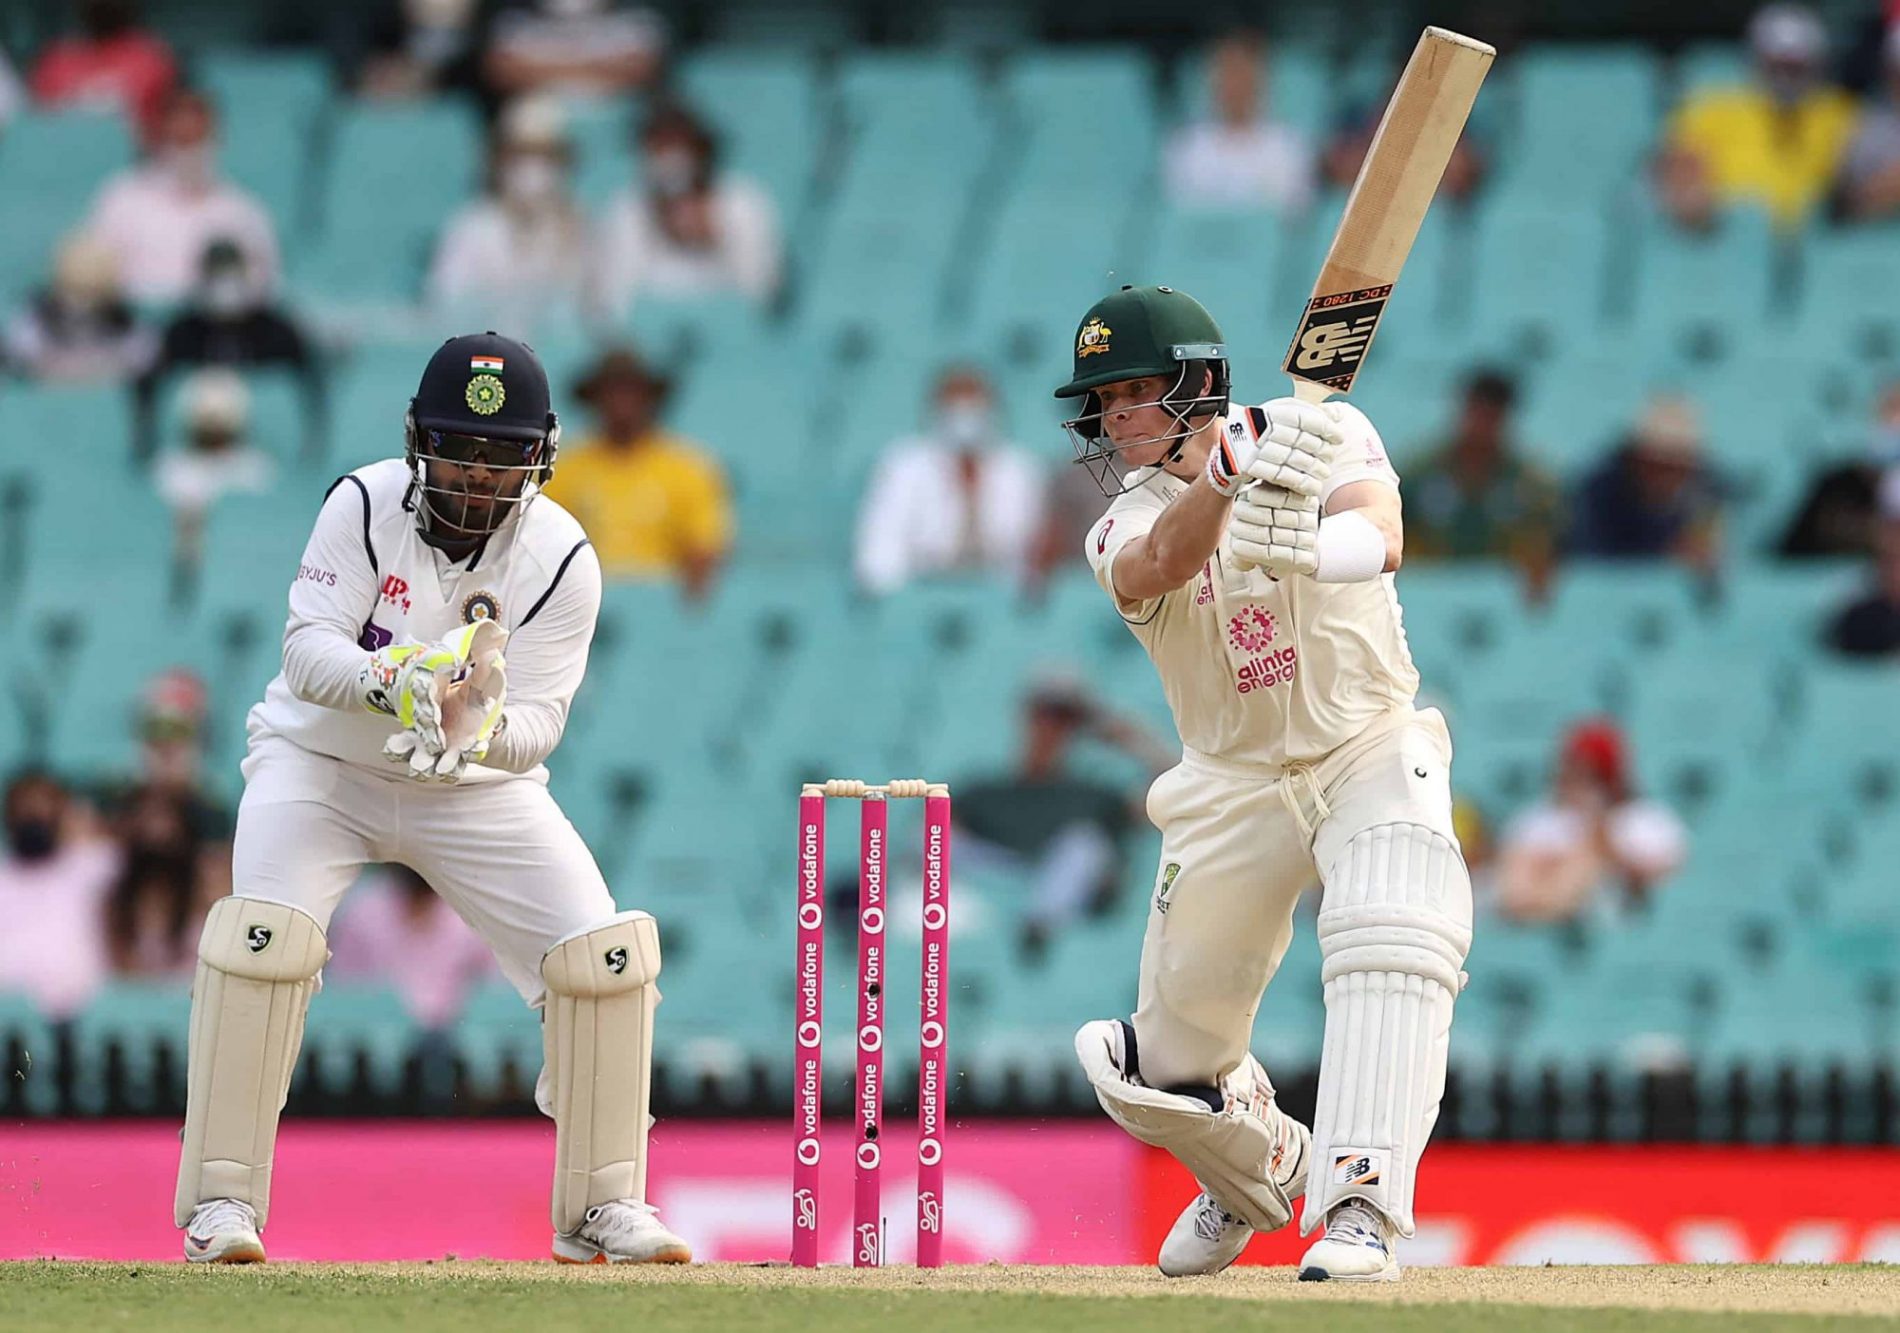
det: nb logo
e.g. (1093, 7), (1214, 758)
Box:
(605, 946), (628, 974)
(1295, 316), (1379, 371)
(246, 925), (272, 953)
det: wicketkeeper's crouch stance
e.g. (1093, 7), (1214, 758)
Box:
(176, 333), (689, 1265)
(1062, 286), (1472, 1282)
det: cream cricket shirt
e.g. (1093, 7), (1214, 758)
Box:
(1085, 402), (1420, 768)
(246, 459), (601, 784)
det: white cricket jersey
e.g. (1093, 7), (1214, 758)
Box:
(245, 458), (602, 784)
(1085, 402), (1420, 769)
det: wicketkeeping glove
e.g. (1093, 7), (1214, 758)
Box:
(380, 620), (509, 782)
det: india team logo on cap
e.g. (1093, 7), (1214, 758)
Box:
(465, 373), (506, 415)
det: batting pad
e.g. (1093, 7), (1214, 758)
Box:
(1303, 823), (1471, 1237)
(542, 910), (662, 1233)
(174, 897), (328, 1228)
(1075, 1021), (1295, 1232)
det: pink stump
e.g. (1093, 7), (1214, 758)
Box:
(791, 791), (825, 1267)
(917, 791), (951, 1267)
(853, 795), (887, 1266)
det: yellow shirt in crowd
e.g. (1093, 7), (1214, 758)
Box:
(1668, 85), (1859, 227)
(543, 430), (733, 577)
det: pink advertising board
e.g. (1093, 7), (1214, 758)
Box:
(0, 1120), (1139, 1263)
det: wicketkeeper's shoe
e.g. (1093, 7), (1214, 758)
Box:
(182, 1198), (266, 1264)
(1297, 1199), (1399, 1283)
(1158, 1106), (1311, 1277)
(553, 1199), (692, 1264)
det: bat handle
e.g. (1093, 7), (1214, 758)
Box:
(1290, 378), (1333, 405)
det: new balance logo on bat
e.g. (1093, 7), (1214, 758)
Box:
(1296, 315), (1379, 370)
(1282, 285), (1391, 392)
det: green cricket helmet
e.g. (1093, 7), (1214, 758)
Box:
(1054, 284), (1230, 496)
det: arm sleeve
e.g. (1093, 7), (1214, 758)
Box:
(853, 449), (916, 594)
(280, 478), (382, 711)
(725, 182), (783, 300)
(678, 453), (734, 559)
(1083, 485), (1170, 624)
(483, 541), (602, 773)
(1319, 401), (1401, 502)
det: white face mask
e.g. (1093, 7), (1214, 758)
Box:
(937, 400), (992, 450)
(501, 155), (563, 207)
(647, 147), (701, 197)
(161, 145), (214, 189)
(203, 271), (251, 315)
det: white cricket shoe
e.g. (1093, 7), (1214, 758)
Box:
(1158, 1109), (1311, 1276)
(553, 1199), (692, 1264)
(1297, 1199), (1399, 1282)
(182, 1198), (266, 1264)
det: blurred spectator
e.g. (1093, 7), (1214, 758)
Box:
(133, 238), (324, 463)
(0, 45), (23, 130)
(429, 94), (591, 332)
(1165, 31), (1315, 214)
(1405, 369), (1563, 598)
(1824, 505), (1900, 658)
(1496, 720), (1687, 923)
(483, 0), (663, 99)
(27, 0), (177, 142)
(855, 366), (1046, 596)
(329, 865), (495, 1109)
(82, 86), (279, 305)
(1, 232), (155, 382)
(1028, 461), (1111, 595)
(1324, 86), (1487, 204)
(351, 0), (485, 102)
(330, 867), (494, 1029)
(0, 770), (119, 1019)
(1833, 25), (1900, 222)
(541, 346), (730, 598)
(107, 668), (234, 840)
(1568, 395), (1723, 575)
(597, 100), (782, 313)
(1780, 379), (1900, 558)
(955, 676), (1169, 963)
(104, 784), (212, 978)
(156, 370), (274, 582)
(1654, 4), (1857, 231)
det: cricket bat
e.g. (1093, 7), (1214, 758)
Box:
(1282, 26), (1495, 405)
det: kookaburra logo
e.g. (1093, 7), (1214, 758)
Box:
(605, 946), (629, 974)
(246, 925), (273, 953)
(1295, 315), (1379, 370)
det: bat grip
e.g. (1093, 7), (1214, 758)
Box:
(1291, 378), (1332, 405)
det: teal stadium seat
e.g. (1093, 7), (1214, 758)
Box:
(0, 110), (134, 306)
(301, 101), (481, 304)
(199, 51), (333, 237)
(1493, 46), (1659, 207)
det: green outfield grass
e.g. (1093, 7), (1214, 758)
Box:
(4, 1262), (1897, 1332)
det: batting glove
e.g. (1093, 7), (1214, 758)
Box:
(1236, 398), (1343, 499)
(1230, 488), (1320, 578)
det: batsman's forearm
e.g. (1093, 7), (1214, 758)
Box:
(1146, 476), (1233, 583)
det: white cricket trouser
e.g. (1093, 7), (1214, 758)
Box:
(1133, 706), (1465, 1088)
(232, 735), (618, 1006)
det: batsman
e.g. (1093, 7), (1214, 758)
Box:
(173, 333), (689, 1265)
(1065, 285), (1471, 1282)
